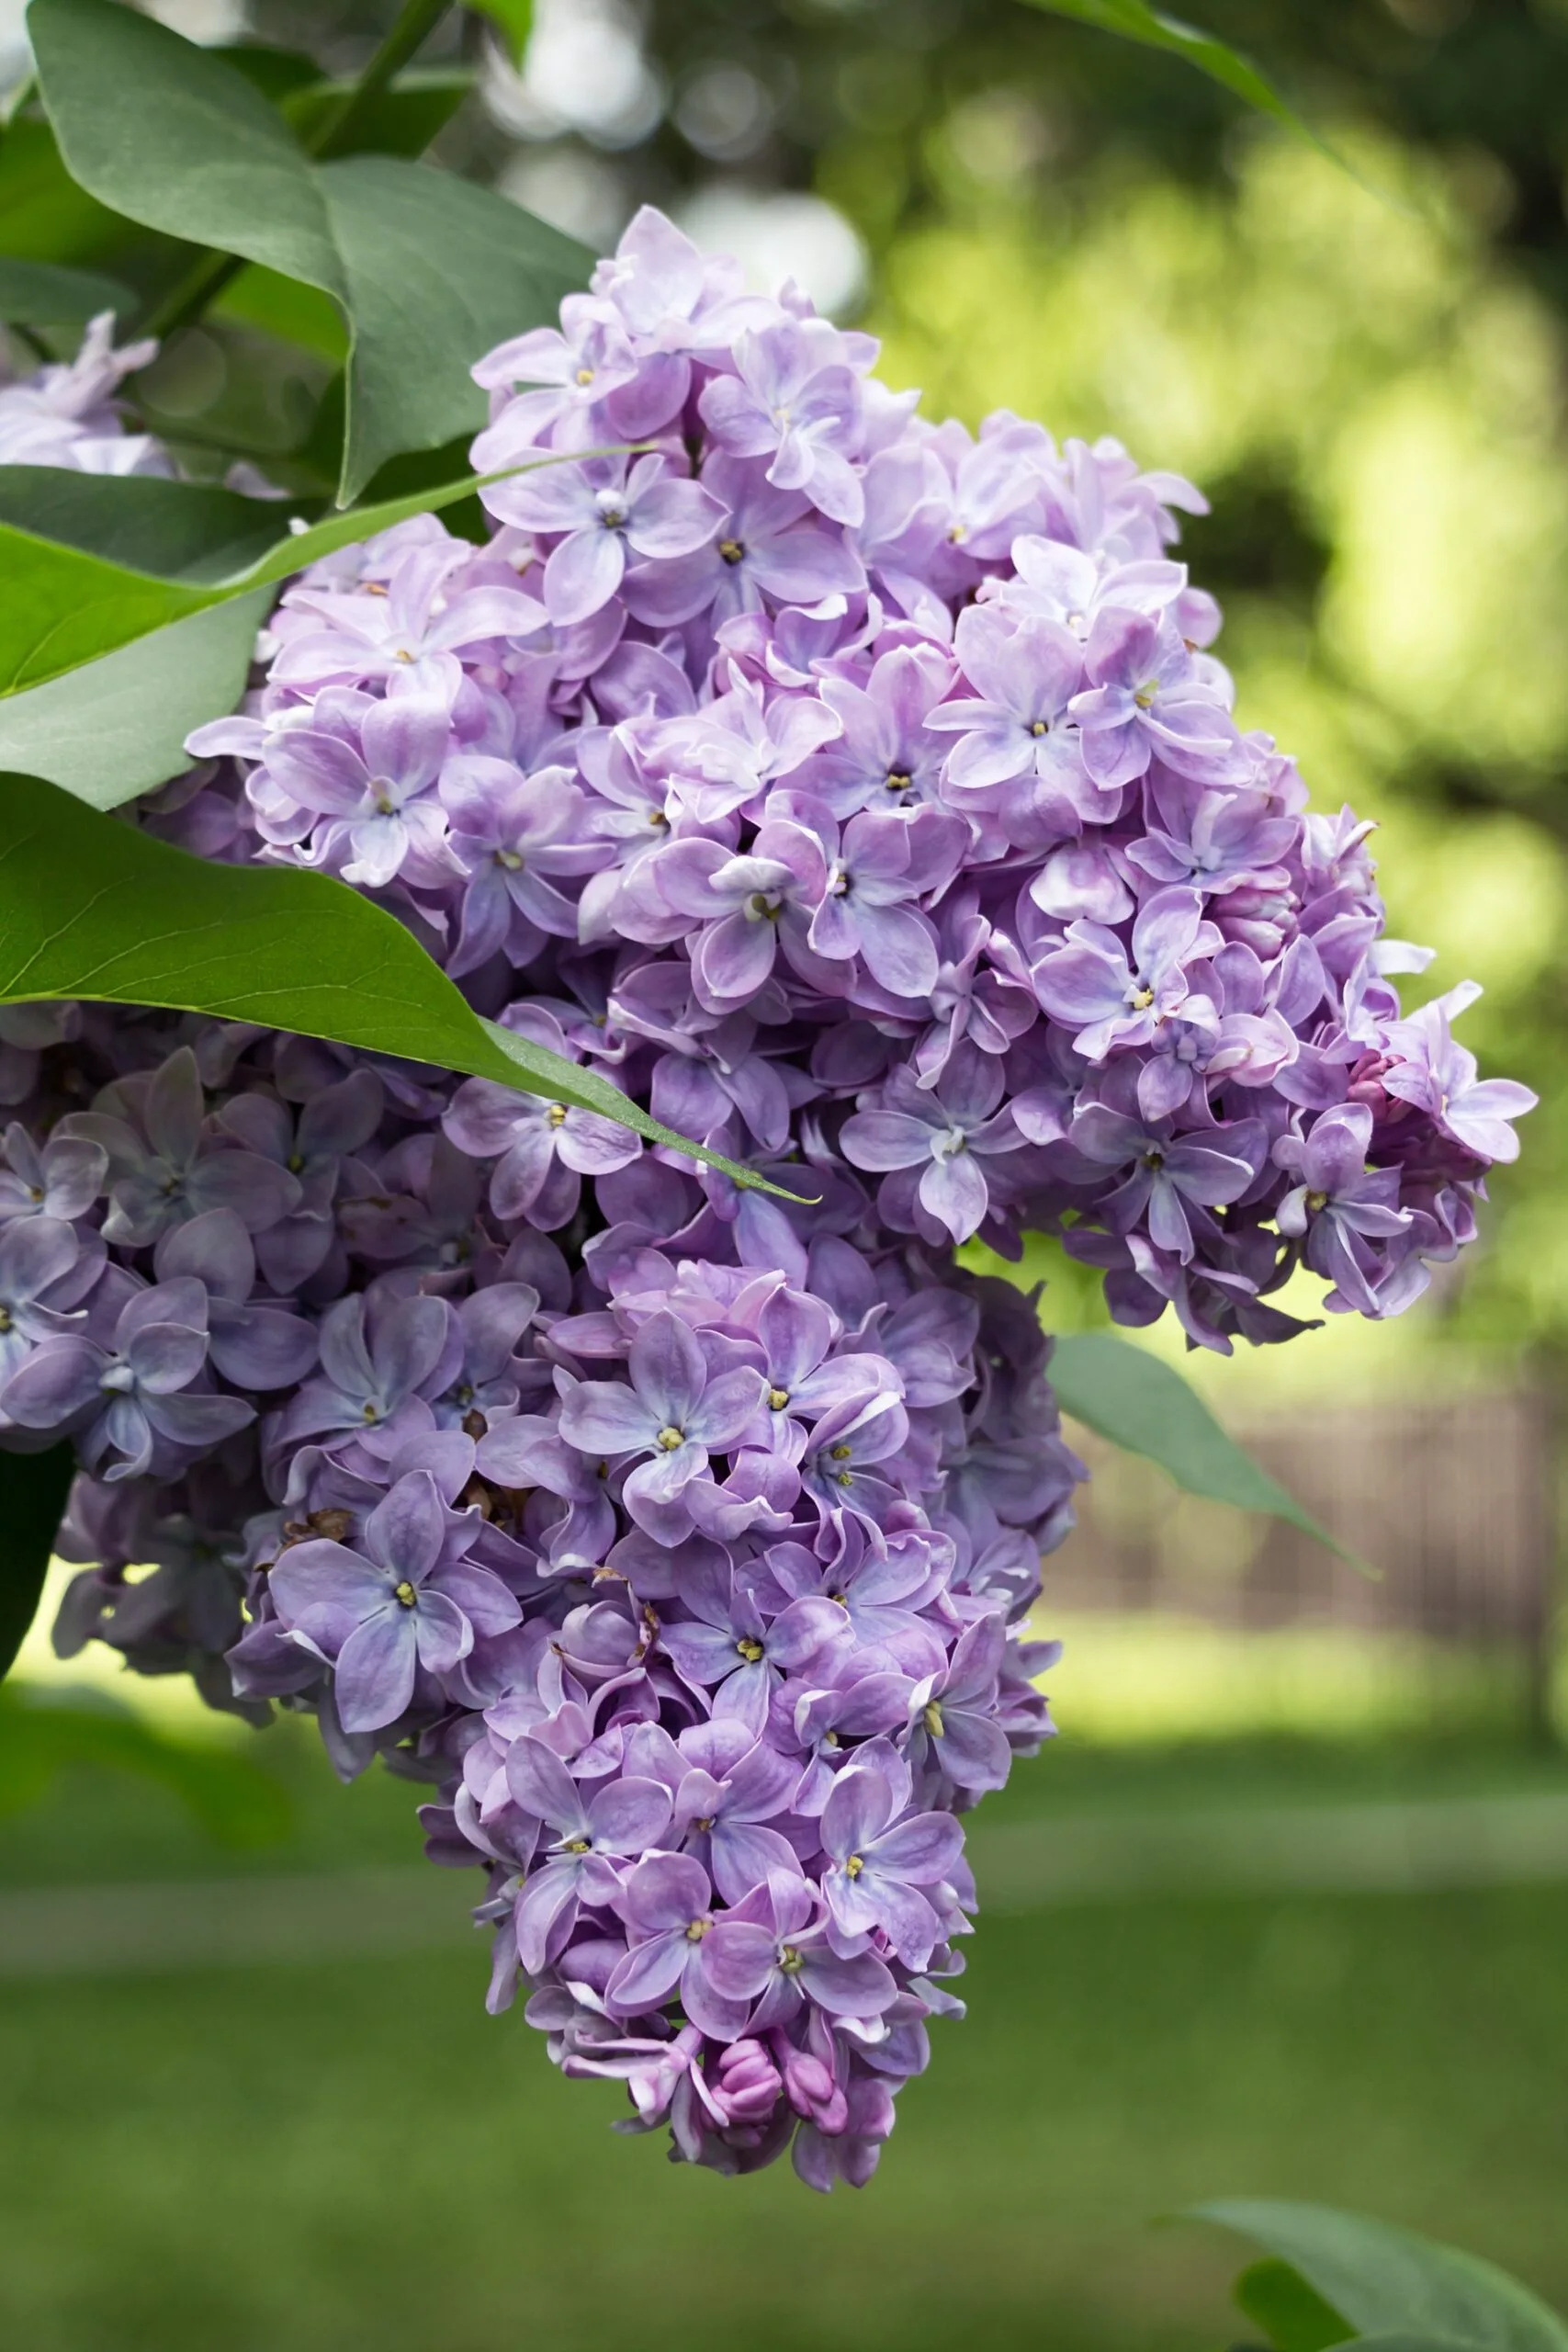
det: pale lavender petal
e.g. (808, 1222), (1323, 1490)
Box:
(543, 527), (626, 626)
(333, 1608), (417, 1732)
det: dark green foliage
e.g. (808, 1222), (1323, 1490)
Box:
(0, 773), (800, 1191)
(30, 0), (589, 498)
(1201, 2202), (1568, 2352)
(0, 1444), (73, 1680)
(1235, 2256), (1354, 2352)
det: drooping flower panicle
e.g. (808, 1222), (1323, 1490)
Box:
(0, 210), (1532, 2189)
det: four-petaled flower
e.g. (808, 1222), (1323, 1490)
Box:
(487, 453), (727, 626)
(820, 1751), (964, 1966)
(840, 1048), (1026, 1244)
(270, 1468), (521, 1733)
(559, 1311), (768, 1534)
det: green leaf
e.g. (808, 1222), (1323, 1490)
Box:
(0, 770), (801, 1195)
(0, 253), (131, 323)
(282, 69), (476, 161)
(30, 0), (592, 501)
(0, 592), (272, 809)
(0, 518), (211, 695)
(0, 465), (288, 583)
(209, 41), (322, 103)
(1193, 2203), (1568, 2352)
(0, 1684), (292, 1846)
(1236, 2258), (1356, 2352)
(0, 111), (132, 268)
(0, 1442), (74, 1681)
(1049, 1331), (1359, 1562)
(316, 153), (589, 503)
(0, 448), (601, 714)
(1012, 2), (1338, 164)
(470, 0), (534, 65)
(208, 48), (476, 160)
(33, 0), (344, 283)
(1319, 2337), (1499, 2352)
(210, 264), (351, 363)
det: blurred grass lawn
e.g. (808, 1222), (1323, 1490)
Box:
(4, 1636), (1568, 2352)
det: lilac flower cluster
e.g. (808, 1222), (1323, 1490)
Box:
(1, 210), (1531, 2188)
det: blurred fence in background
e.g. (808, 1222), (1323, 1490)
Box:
(1052, 1391), (1560, 1729)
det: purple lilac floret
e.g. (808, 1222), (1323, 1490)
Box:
(0, 210), (1533, 2191)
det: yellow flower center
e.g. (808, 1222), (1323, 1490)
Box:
(393, 1580), (417, 1608)
(768, 1386), (790, 1411)
(657, 1425), (684, 1451)
(546, 1102), (568, 1127)
(924, 1700), (944, 1737)
(736, 1636), (765, 1663)
(844, 1854), (864, 1880)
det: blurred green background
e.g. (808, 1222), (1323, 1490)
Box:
(6, 1668), (1568, 2352)
(5, 0), (1568, 2344)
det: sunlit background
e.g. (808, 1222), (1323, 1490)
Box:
(4, 3), (1568, 2346)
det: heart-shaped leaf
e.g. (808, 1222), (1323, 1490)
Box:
(1049, 1332), (1360, 1563)
(1194, 2202), (1568, 2352)
(0, 770), (798, 1196)
(0, 444), (577, 707)
(30, 0), (591, 501)
(0, 464), (288, 582)
(1236, 2257), (1356, 2352)
(0, 1442), (74, 1681)
(0, 514), (213, 695)
(0, 591), (272, 809)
